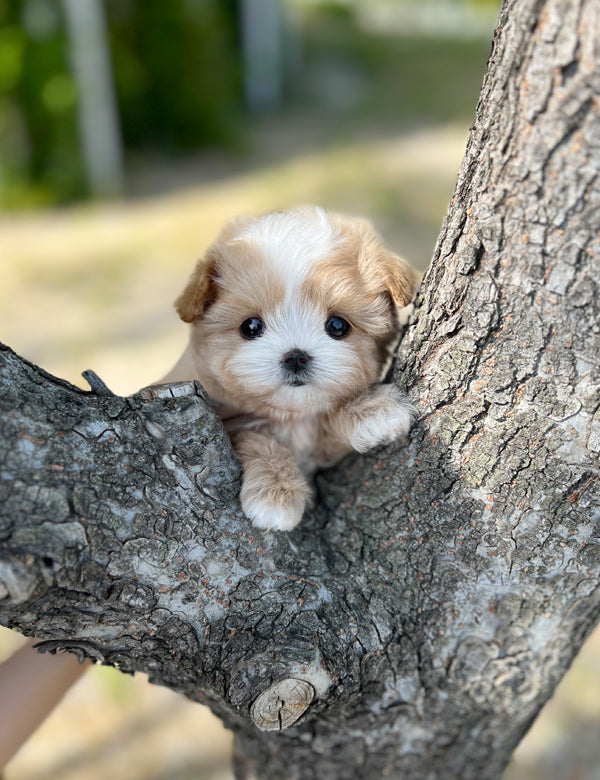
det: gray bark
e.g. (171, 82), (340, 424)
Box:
(1, 0), (600, 777)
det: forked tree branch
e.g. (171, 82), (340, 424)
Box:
(1, 0), (600, 777)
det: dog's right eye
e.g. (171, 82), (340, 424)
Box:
(240, 317), (264, 339)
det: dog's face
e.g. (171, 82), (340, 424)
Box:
(175, 207), (415, 419)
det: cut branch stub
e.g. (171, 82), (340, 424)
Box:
(250, 678), (316, 731)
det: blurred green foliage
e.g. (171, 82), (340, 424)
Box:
(0, 0), (83, 206)
(0, 0), (241, 207)
(107, 0), (240, 151)
(299, 1), (492, 127)
(0, 0), (495, 208)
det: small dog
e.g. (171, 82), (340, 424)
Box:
(161, 207), (417, 531)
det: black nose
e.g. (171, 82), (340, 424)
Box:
(282, 349), (312, 374)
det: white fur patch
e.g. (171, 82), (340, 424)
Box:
(240, 491), (305, 531)
(237, 206), (338, 294)
(350, 387), (416, 453)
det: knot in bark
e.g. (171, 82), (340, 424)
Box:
(250, 678), (315, 731)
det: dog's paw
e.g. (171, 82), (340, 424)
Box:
(233, 431), (311, 532)
(349, 385), (417, 453)
(241, 487), (306, 531)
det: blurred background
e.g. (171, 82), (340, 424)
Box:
(0, 0), (598, 778)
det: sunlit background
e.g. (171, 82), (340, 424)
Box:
(0, 1), (598, 778)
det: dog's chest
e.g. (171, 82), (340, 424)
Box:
(272, 417), (321, 475)
(272, 415), (351, 475)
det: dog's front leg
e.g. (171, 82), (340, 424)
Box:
(327, 385), (417, 454)
(232, 430), (311, 531)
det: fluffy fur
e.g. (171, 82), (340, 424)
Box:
(161, 206), (418, 531)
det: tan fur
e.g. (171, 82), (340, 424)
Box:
(328, 213), (416, 308)
(174, 246), (220, 323)
(174, 215), (262, 323)
(233, 430), (311, 531)
(160, 207), (418, 531)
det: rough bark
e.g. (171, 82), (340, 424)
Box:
(1, 0), (599, 778)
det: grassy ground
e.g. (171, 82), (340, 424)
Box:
(1, 7), (599, 780)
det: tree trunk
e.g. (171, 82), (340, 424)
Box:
(62, 0), (124, 197)
(1, 0), (599, 777)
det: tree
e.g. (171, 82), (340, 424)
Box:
(1, 0), (599, 777)
(62, 0), (124, 198)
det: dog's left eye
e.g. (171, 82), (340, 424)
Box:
(325, 315), (351, 339)
(240, 317), (264, 339)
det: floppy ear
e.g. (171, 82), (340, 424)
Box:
(174, 247), (221, 323)
(377, 246), (418, 308)
(174, 214), (257, 323)
(339, 214), (418, 308)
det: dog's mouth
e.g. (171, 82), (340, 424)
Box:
(285, 377), (308, 388)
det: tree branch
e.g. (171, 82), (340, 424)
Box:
(1, 0), (600, 777)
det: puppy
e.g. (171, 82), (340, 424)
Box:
(161, 206), (417, 531)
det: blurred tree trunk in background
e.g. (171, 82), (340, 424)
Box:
(240, 0), (283, 111)
(1, 0), (599, 778)
(62, 0), (123, 197)
(0, 0), (241, 205)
